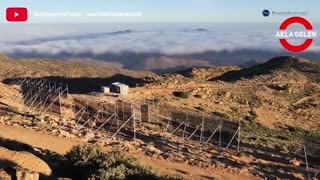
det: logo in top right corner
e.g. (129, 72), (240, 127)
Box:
(275, 16), (317, 52)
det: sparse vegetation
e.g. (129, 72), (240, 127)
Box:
(154, 97), (161, 104)
(212, 111), (229, 119)
(154, 79), (162, 84)
(249, 110), (257, 119)
(244, 110), (258, 122)
(248, 96), (262, 108)
(65, 144), (160, 180)
(287, 125), (304, 135)
(282, 84), (290, 91)
(173, 91), (189, 99)
(1, 55), (320, 180)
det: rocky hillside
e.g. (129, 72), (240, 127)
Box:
(0, 55), (155, 81)
(213, 56), (320, 82)
(138, 56), (320, 133)
(0, 56), (319, 179)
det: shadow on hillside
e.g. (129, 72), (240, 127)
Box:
(0, 159), (17, 169)
(210, 56), (320, 82)
(2, 73), (149, 94)
(0, 161), (17, 179)
(0, 138), (34, 152)
(151, 66), (208, 75)
(209, 68), (268, 82)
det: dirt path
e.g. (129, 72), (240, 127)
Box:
(0, 124), (260, 179)
(139, 154), (259, 180)
(0, 124), (85, 154)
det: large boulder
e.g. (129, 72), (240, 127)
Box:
(0, 147), (52, 176)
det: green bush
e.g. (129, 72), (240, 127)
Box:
(154, 79), (162, 84)
(249, 110), (258, 119)
(287, 126), (304, 135)
(244, 110), (258, 122)
(173, 91), (189, 99)
(65, 144), (160, 180)
(283, 84), (290, 91)
(154, 97), (161, 104)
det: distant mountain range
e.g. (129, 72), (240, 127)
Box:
(9, 49), (320, 74)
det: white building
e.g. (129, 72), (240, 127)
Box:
(101, 86), (110, 93)
(109, 82), (129, 94)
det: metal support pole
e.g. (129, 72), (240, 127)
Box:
(218, 120), (222, 156)
(166, 118), (172, 133)
(237, 121), (241, 154)
(156, 105), (159, 126)
(133, 114), (136, 139)
(225, 126), (240, 150)
(73, 107), (87, 131)
(187, 125), (199, 140)
(205, 124), (220, 144)
(182, 122), (187, 139)
(170, 121), (185, 136)
(66, 84), (69, 98)
(76, 110), (101, 132)
(110, 115), (134, 139)
(107, 111), (118, 137)
(116, 103), (119, 129)
(122, 101), (125, 120)
(303, 133), (310, 180)
(200, 117), (204, 151)
(60, 106), (86, 130)
(93, 112), (116, 134)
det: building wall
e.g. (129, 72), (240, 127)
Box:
(101, 87), (110, 93)
(109, 84), (129, 94)
(119, 86), (129, 94)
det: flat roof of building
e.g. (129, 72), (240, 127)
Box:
(111, 82), (128, 87)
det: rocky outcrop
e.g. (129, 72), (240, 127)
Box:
(0, 147), (52, 176)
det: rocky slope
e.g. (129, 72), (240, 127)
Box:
(0, 55), (319, 180)
(0, 54), (155, 81)
(138, 56), (320, 132)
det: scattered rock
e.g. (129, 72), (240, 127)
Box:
(16, 168), (39, 180)
(182, 147), (192, 154)
(84, 132), (95, 140)
(289, 158), (301, 166)
(51, 129), (58, 134)
(59, 130), (75, 138)
(161, 152), (173, 160)
(0, 116), (4, 124)
(145, 145), (162, 154)
(0, 169), (11, 180)
(224, 91), (231, 99)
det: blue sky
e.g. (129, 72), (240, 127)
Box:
(1, 0), (319, 23)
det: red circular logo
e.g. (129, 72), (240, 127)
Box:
(278, 16), (314, 52)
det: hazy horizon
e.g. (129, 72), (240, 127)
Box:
(1, 23), (320, 65)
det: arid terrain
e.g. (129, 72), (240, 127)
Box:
(0, 55), (319, 180)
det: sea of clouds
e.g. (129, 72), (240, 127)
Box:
(0, 23), (319, 57)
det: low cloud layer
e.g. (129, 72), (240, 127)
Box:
(0, 23), (319, 58)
